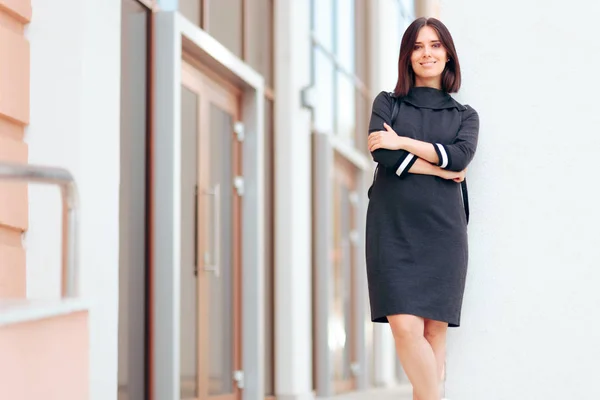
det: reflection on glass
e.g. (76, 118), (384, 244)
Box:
(208, 0), (243, 57)
(179, 0), (201, 26)
(336, 0), (355, 72)
(330, 180), (353, 383)
(313, 0), (334, 50)
(207, 103), (234, 396)
(336, 72), (356, 144)
(314, 49), (335, 134)
(355, 0), (369, 83)
(247, 0), (273, 86)
(356, 91), (369, 155)
(180, 85), (199, 399)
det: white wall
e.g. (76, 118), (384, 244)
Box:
(439, 1), (600, 399)
(27, 1), (122, 399)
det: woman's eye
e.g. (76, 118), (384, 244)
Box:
(433, 43), (441, 48)
(413, 45), (422, 50)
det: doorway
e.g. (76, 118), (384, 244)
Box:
(179, 60), (243, 400)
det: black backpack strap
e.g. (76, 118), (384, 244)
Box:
(457, 109), (470, 224)
(368, 94), (400, 199)
(390, 93), (400, 126)
(461, 179), (469, 224)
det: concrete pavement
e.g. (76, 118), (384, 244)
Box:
(319, 385), (413, 400)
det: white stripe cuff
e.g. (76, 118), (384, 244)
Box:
(395, 153), (415, 176)
(436, 143), (449, 168)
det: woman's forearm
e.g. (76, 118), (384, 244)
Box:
(400, 137), (440, 165)
(407, 157), (445, 178)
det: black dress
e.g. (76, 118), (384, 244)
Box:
(365, 87), (479, 327)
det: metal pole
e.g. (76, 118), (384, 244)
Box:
(0, 162), (79, 297)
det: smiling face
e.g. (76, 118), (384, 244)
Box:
(410, 25), (448, 88)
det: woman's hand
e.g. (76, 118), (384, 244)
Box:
(440, 168), (467, 182)
(368, 123), (405, 152)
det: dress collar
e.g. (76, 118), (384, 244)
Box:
(400, 86), (467, 111)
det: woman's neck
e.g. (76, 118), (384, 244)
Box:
(414, 76), (442, 90)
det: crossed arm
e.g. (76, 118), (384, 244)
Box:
(367, 91), (479, 181)
(369, 122), (464, 181)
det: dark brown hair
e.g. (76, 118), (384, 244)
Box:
(393, 17), (461, 97)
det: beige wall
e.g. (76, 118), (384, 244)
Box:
(0, 0), (31, 298)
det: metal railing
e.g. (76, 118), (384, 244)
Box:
(0, 162), (79, 297)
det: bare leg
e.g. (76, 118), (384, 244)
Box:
(424, 319), (449, 398)
(388, 314), (440, 400)
(411, 319), (449, 400)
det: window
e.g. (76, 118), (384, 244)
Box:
(178, 0), (274, 87)
(206, 0), (243, 57)
(246, 0), (274, 86)
(310, 0), (365, 148)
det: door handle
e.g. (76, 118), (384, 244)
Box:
(202, 183), (221, 277)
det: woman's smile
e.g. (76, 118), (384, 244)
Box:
(419, 60), (437, 67)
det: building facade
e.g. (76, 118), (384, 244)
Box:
(0, 0), (421, 399)
(5, 1), (600, 400)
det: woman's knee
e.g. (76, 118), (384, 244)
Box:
(423, 319), (448, 341)
(388, 314), (424, 341)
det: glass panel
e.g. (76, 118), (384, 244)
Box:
(118, 1), (148, 399)
(356, 90), (369, 155)
(246, 0), (273, 86)
(179, 0), (201, 26)
(354, 0), (368, 83)
(208, 0), (243, 57)
(336, 72), (356, 144)
(313, 0), (334, 50)
(180, 85), (199, 399)
(264, 99), (275, 395)
(336, 0), (355, 72)
(207, 103), (234, 396)
(314, 48), (335, 134)
(330, 177), (353, 383)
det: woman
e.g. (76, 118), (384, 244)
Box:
(366, 17), (479, 400)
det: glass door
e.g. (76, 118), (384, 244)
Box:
(180, 60), (243, 400)
(331, 154), (359, 393)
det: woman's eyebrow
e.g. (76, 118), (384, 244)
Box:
(414, 40), (441, 44)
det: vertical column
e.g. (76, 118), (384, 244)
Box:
(273, 1), (314, 399)
(241, 86), (266, 400)
(153, 11), (182, 400)
(79, 1), (123, 399)
(354, 172), (369, 390)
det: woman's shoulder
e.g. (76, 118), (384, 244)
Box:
(449, 95), (477, 118)
(461, 103), (478, 120)
(371, 90), (397, 117)
(372, 90), (395, 107)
